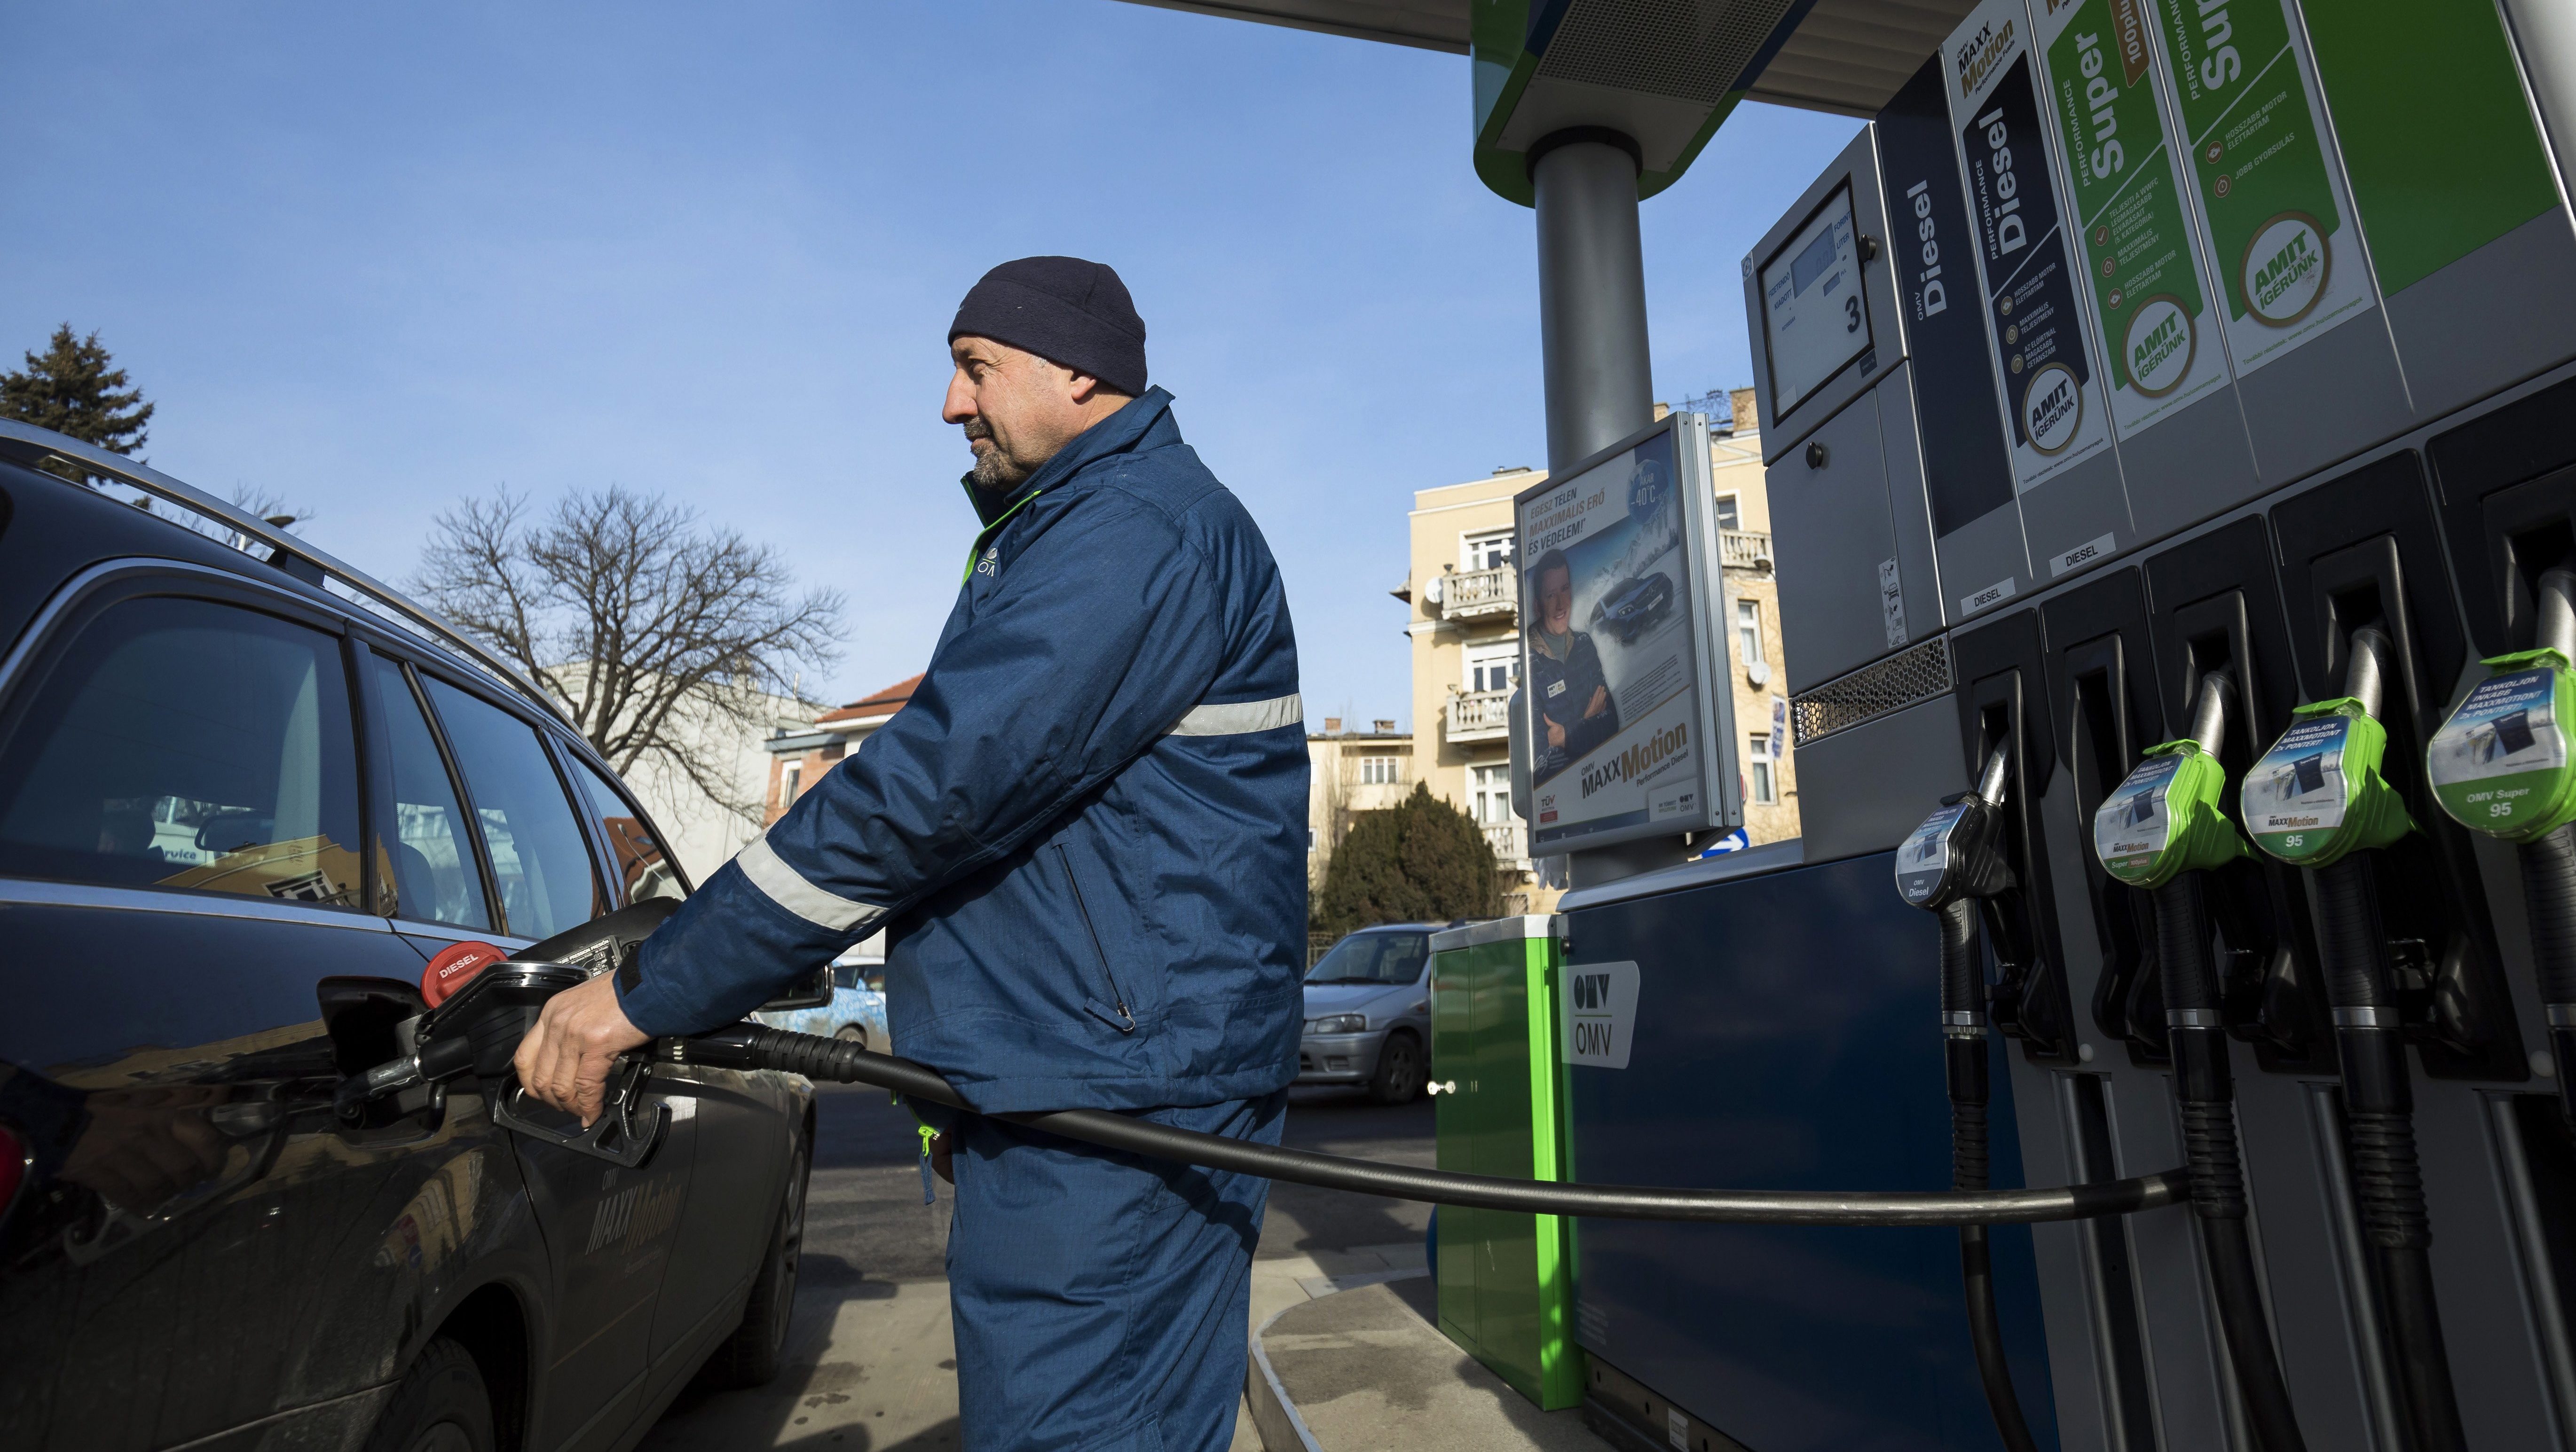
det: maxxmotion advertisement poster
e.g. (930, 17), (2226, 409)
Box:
(1519, 417), (1735, 854)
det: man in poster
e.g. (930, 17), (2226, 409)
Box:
(1528, 546), (1619, 781)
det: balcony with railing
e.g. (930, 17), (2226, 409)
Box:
(1481, 820), (1525, 864)
(1446, 689), (1512, 743)
(1721, 530), (1773, 571)
(1432, 565), (1516, 622)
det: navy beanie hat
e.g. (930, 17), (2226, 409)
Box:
(948, 256), (1148, 396)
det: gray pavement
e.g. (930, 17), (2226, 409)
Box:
(638, 1082), (1434, 1452)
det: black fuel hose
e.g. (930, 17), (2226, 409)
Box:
(668, 1023), (2187, 1228)
(2155, 877), (2309, 1452)
(2310, 857), (2469, 1452)
(2519, 822), (2576, 1134)
(1938, 896), (2041, 1452)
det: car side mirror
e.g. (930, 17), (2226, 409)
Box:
(757, 965), (834, 1012)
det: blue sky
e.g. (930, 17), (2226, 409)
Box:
(2, 1), (1860, 722)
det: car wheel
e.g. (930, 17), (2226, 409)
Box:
(834, 1024), (868, 1050)
(362, 1337), (493, 1452)
(694, 1130), (809, 1389)
(1369, 1032), (1426, 1106)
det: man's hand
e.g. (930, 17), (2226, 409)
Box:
(1583, 684), (1609, 720)
(513, 973), (652, 1126)
(1545, 713), (1567, 748)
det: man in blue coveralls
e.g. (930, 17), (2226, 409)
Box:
(515, 256), (1309, 1452)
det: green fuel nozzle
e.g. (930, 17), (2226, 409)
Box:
(2242, 627), (2417, 867)
(2092, 672), (2250, 890)
(2437, 566), (2576, 1133)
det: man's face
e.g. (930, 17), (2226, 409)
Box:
(944, 337), (1083, 493)
(1538, 566), (1573, 633)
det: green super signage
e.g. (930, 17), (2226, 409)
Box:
(2093, 740), (2247, 887)
(2033, 0), (2232, 435)
(2148, 0), (2373, 374)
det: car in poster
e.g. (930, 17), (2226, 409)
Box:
(1592, 571), (1675, 644)
(0, 420), (811, 1452)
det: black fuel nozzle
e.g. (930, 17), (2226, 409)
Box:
(1895, 744), (2017, 1028)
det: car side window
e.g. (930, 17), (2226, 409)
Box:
(372, 656), (492, 930)
(419, 678), (603, 942)
(566, 756), (686, 906)
(0, 595), (363, 906)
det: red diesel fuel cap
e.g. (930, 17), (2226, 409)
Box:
(421, 941), (509, 1007)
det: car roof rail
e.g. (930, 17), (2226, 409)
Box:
(0, 419), (569, 726)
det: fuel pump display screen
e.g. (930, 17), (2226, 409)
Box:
(1758, 182), (1872, 423)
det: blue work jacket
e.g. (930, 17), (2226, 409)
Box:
(621, 389), (1309, 1112)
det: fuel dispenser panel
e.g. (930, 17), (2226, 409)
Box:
(1770, 389), (1903, 696)
(2429, 373), (2576, 661)
(1947, 608), (2078, 1065)
(2270, 454), (2528, 1084)
(1560, 851), (2057, 1452)
(1744, 127), (1906, 464)
(2300, 0), (2576, 421)
(2141, 518), (2337, 1077)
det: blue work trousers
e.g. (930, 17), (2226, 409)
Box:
(946, 1091), (1284, 1452)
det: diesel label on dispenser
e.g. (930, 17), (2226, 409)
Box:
(1943, 0), (2115, 493)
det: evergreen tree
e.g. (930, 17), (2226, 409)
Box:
(1, 325), (155, 459)
(1312, 782), (1500, 937)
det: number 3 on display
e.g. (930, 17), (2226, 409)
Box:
(1845, 296), (1862, 332)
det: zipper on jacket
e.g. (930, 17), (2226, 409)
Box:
(1054, 844), (1134, 1032)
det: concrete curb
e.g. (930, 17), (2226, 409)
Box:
(1244, 1268), (1431, 1452)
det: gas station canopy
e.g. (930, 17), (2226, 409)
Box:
(1119, 0), (1977, 201)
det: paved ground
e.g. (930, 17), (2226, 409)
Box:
(638, 1082), (1434, 1452)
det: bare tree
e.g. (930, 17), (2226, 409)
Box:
(415, 487), (844, 822)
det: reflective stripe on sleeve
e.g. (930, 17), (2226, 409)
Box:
(734, 835), (886, 933)
(1168, 692), (1304, 737)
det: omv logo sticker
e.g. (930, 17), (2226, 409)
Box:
(1562, 960), (1640, 1069)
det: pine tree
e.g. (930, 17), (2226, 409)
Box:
(1312, 782), (1500, 938)
(1, 325), (155, 457)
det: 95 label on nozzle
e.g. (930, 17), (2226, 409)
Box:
(2428, 667), (2567, 830)
(1896, 803), (1964, 906)
(2095, 754), (2180, 883)
(2244, 715), (2349, 861)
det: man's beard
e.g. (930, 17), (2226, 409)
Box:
(962, 417), (1029, 492)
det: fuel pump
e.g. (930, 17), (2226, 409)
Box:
(2430, 564), (2576, 1133)
(2094, 673), (2310, 1452)
(1894, 743), (2039, 1452)
(2242, 628), (2467, 1452)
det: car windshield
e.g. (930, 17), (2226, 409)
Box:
(1304, 931), (1429, 985)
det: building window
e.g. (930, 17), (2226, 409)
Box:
(1749, 738), (1776, 804)
(1461, 529), (1515, 572)
(1360, 756), (1402, 786)
(1714, 494), (1741, 533)
(1471, 764), (1512, 824)
(1465, 639), (1518, 695)
(1736, 599), (1765, 666)
(779, 761), (803, 806)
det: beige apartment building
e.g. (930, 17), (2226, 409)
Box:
(1305, 717), (1414, 892)
(1397, 389), (1799, 905)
